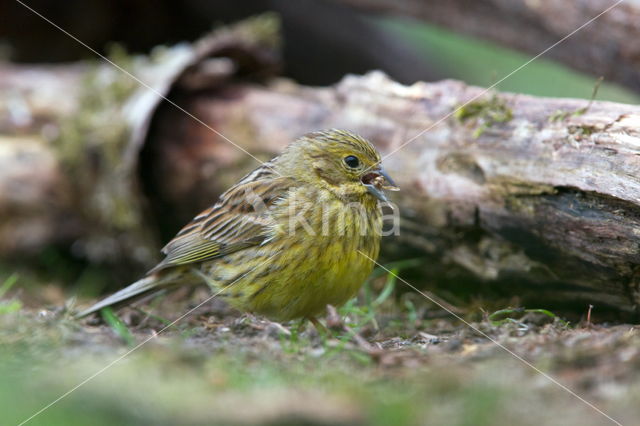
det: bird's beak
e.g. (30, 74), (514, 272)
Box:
(361, 166), (399, 203)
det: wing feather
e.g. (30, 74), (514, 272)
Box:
(149, 174), (293, 273)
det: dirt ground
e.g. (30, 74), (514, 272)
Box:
(2, 275), (639, 426)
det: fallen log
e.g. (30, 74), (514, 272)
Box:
(2, 17), (640, 316)
(0, 14), (281, 279)
(144, 72), (640, 317)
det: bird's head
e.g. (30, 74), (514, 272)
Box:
(276, 129), (398, 203)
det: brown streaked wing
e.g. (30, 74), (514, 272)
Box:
(149, 176), (295, 273)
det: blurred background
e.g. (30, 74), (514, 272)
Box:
(1, 0), (638, 100)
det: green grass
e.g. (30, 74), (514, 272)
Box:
(338, 260), (423, 335)
(0, 336), (600, 426)
(488, 307), (570, 328)
(0, 274), (22, 314)
(101, 307), (136, 346)
(2, 260), (639, 425)
(376, 17), (640, 105)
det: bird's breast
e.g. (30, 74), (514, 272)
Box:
(231, 189), (383, 320)
(199, 186), (383, 320)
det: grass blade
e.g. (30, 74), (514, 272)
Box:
(101, 307), (135, 346)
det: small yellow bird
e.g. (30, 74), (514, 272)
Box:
(77, 129), (397, 322)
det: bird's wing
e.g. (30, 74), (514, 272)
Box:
(149, 176), (294, 273)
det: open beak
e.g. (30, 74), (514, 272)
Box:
(361, 166), (399, 203)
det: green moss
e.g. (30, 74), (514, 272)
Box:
(52, 45), (159, 275)
(455, 94), (513, 137)
(548, 77), (604, 123)
(230, 11), (281, 50)
(548, 108), (593, 123)
(56, 44), (138, 227)
(548, 109), (571, 122)
(51, 14), (284, 272)
(489, 176), (557, 197)
(568, 124), (596, 136)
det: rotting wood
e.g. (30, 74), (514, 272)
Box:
(144, 72), (640, 316)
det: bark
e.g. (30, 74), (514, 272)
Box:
(3, 17), (640, 315)
(328, 0), (640, 92)
(0, 64), (86, 256)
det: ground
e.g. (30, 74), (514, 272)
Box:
(1, 269), (639, 426)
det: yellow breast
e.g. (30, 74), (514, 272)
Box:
(207, 188), (382, 321)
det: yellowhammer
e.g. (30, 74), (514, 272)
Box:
(77, 129), (398, 322)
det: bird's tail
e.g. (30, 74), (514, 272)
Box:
(76, 274), (168, 318)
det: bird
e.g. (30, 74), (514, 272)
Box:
(77, 129), (398, 323)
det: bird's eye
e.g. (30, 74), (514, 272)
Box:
(344, 155), (360, 168)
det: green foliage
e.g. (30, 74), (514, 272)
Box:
(0, 263), (630, 426)
(54, 44), (156, 276)
(0, 274), (22, 314)
(339, 259), (421, 332)
(488, 307), (570, 328)
(0, 273), (18, 298)
(378, 18), (640, 104)
(548, 76), (604, 122)
(100, 307), (135, 346)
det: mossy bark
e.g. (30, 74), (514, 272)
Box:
(0, 15), (281, 281)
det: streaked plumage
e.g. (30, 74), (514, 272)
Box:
(78, 129), (397, 321)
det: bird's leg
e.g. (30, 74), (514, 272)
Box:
(307, 316), (329, 335)
(294, 319), (307, 336)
